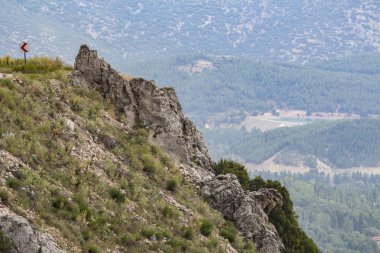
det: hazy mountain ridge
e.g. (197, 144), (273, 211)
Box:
(203, 119), (380, 169)
(125, 53), (380, 125)
(1, 0), (379, 64)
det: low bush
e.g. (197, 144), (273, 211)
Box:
(141, 226), (156, 239)
(220, 221), (237, 243)
(182, 226), (193, 240)
(0, 190), (9, 204)
(109, 187), (125, 203)
(121, 232), (139, 246)
(162, 205), (176, 218)
(0, 229), (12, 251)
(6, 177), (22, 190)
(166, 179), (177, 192)
(200, 219), (213, 237)
(52, 195), (69, 210)
(141, 154), (158, 176)
(86, 243), (101, 253)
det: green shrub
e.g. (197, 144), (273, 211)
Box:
(162, 205), (176, 218)
(82, 229), (93, 241)
(109, 187), (125, 203)
(0, 229), (12, 251)
(166, 179), (177, 192)
(73, 194), (92, 220)
(6, 177), (22, 190)
(207, 237), (219, 249)
(220, 221), (237, 243)
(89, 214), (107, 232)
(141, 154), (157, 176)
(212, 159), (250, 188)
(141, 226), (155, 239)
(168, 237), (188, 250)
(182, 227), (193, 240)
(121, 232), (139, 246)
(70, 96), (83, 112)
(0, 79), (13, 89)
(200, 219), (213, 237)
(86, 243), (101, 253)
(52, 195), (69, 210)
(0, 190), (9, 204)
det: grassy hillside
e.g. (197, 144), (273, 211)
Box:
(126, 53), (380, 124)
(204, 119), (380, 169)
(0, 57), (257, 253)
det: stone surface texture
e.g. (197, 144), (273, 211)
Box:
(0, 206), (64, 253)
(202, 174), (285, 253)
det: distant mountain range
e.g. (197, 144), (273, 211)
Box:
(125, 53), (380, 123)
(0, 0), (379, 65)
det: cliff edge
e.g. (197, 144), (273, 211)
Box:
(70, 45), (284, 253)
(71, 45), (213, 183)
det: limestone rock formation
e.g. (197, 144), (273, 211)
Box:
(0, 206), (64, 253)
(70, 45), (284, 253)
(249, 188), (283, 215)
(202, 174), (284, 253)
(71, 44), (213, 183)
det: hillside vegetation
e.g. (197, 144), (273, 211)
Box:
(256, 171), (380, 253)
(213, 160), (321, 253)
(126, 53), (380, 124)
(0, 58), (258, 253)
(204, 119), (380, 169)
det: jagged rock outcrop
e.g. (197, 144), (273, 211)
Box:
(202, 174), (284, 253)
(70, 45), (284, 253)
(71, 44), (213, 183)
(250, 188), (283, 214)
(0, 206), (64, 253)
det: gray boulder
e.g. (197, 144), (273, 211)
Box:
(0, 206), (64, 253)
(202, 174), (284, 253)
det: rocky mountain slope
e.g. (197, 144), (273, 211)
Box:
(1, 1), (379, 65)
(0, 45), (318, 252)
(69, 44), (284, 252)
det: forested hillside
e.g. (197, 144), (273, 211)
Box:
(255, 171), (380, 253)
(203, 119), (380, 169)
(126, 53), (380, 123)
(314, 53), (380, 75)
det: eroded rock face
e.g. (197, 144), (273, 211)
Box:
(202, 174), (284, 253)
(70, 45), (284, 253)
(0, 206), (64, 253)
(71, 45), (213, 183)
(249, 188), (283, 215)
